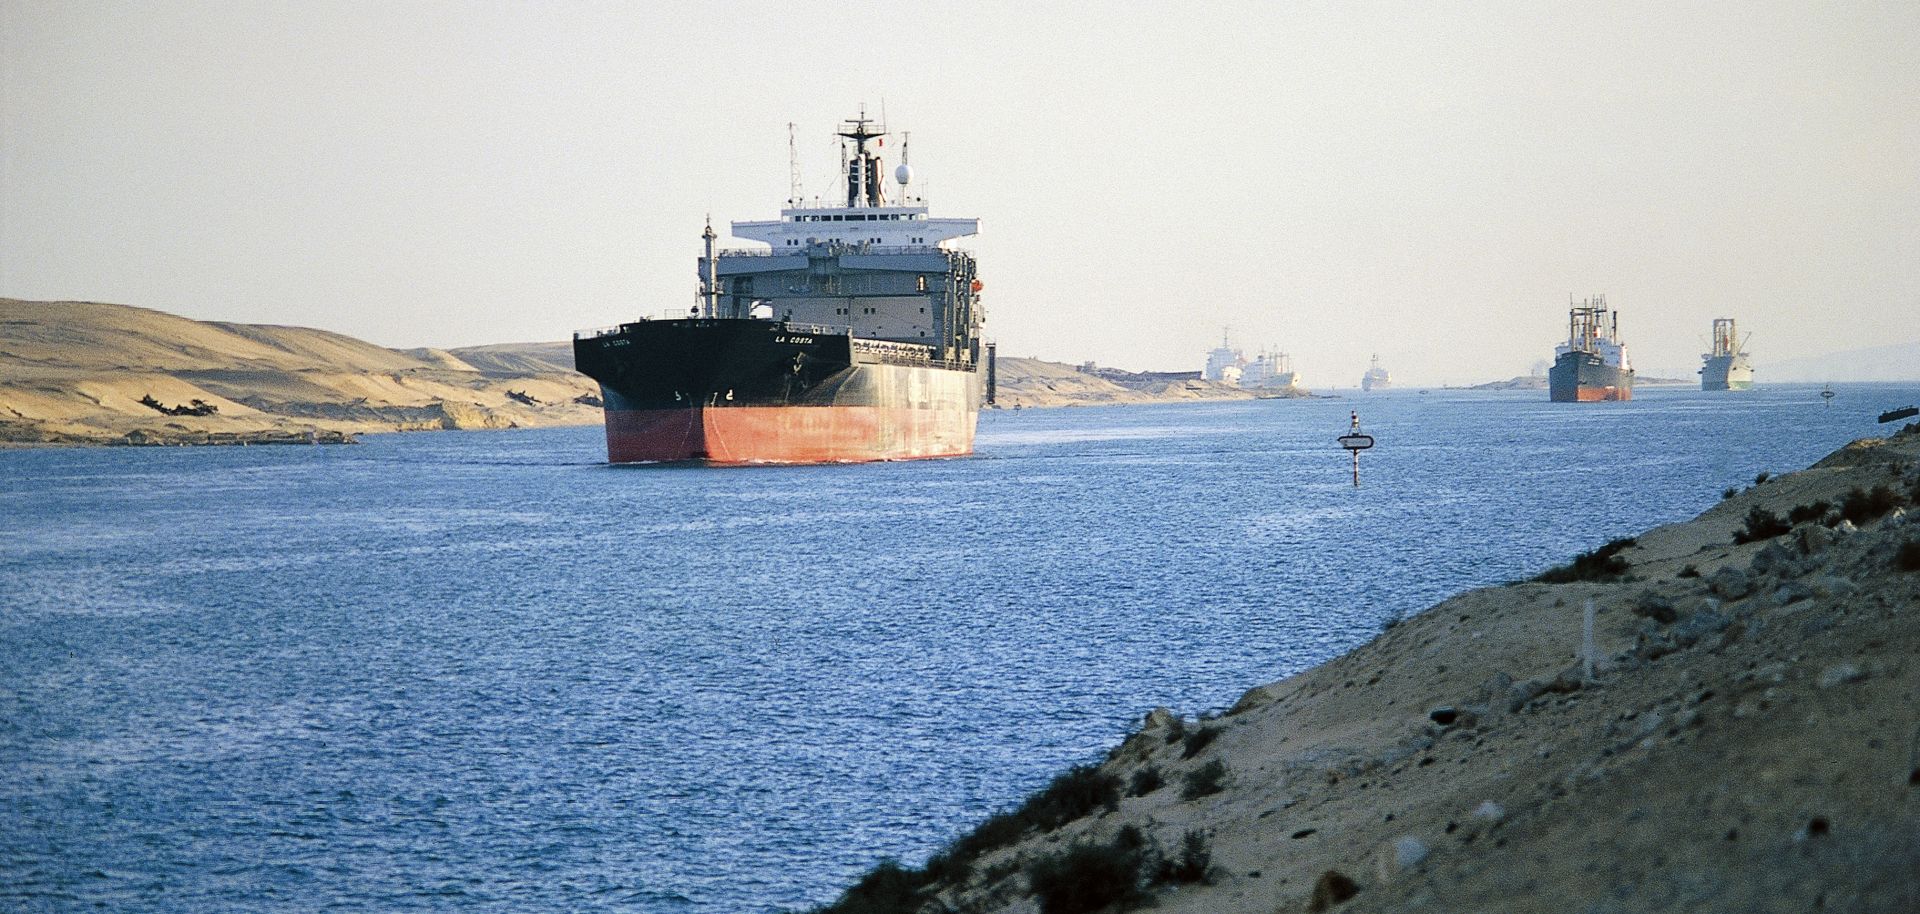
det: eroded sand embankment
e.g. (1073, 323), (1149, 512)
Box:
(817, 428), (1920, 914)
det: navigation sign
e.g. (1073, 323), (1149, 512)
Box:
(1338, 412), (1374, 487)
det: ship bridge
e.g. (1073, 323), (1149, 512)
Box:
(697, 110), (984, 363)
(731, 206), (978, 250)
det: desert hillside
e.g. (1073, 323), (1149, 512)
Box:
(816, 427), (1920, 914)
(0, 299), (601, 445)
(994, 358), (1307, 408)
(0, 298), (1318, 446)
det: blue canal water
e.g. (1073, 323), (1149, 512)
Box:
(2, 383), (1913, 912)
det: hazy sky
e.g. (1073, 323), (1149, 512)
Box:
(4, 2), (1916, 384)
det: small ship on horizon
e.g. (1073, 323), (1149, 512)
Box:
(1361, 354), (1391, 392)
(1202, 330), (1300, 391)
(1699, 318), (1754, 391)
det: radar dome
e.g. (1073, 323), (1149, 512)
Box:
(894, 163), (913, 185)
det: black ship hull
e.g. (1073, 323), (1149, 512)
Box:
(572, 319), (980, 463)
(1549, 351), (1633, 402)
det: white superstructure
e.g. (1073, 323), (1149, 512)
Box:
(727, 112), (978, 251)
(731, 206), (978, 250)
(1203, 331), (1242, 383)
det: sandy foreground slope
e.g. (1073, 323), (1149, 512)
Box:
(0, 299), (601, 445)
(819, 428), (1920, 914)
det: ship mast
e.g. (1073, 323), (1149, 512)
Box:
(787, 122), (804, 208)
(836, 108), (887, 208)
(701, 217), (719, 318)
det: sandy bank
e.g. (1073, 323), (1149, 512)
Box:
(0, 299), (601, 446)
(816, 428), (1920, 914)
(994, 358), (1312, 409)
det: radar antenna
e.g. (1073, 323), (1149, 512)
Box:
(894, 131), (915, 204)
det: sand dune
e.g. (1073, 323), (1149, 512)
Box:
(993, 357), (1304, 408)
(442, 340), (577, 375)
(0, 298), (1308, 445)
(0, 299), (601, 445)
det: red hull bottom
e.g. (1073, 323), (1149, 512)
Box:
(604, 406), (978, 464)
(1558, 386), (1632, 402)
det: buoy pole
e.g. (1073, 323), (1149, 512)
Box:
(1350, 411), (1361, 487)
(1338, 411), (1374, 488)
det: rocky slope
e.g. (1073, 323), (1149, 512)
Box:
(817, 427), (1920, 914)
(0, 299), (601, 445)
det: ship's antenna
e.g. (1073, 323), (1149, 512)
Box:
(838, 138), (849, 207)
(787, 122), (804, 207)
(701, 215), (719, 319)
(900, 131), (911, 203)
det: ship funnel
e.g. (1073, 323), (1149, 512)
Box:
(866, 155), (886, 206)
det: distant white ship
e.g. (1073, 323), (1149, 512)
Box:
(1203, 330), (1298, 390)
(1361, 354), (1391, 392)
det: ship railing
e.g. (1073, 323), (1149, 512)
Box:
(573, 325), (626, 340)
(715, 244), (951, 258)
(780, 322), (851, 336)
(852, 338), (939, 359)
(851, 338), (977, 371)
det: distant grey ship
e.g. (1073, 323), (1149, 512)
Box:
(1699, 318), (1754, 391)
(1549, 296), (1633, 402)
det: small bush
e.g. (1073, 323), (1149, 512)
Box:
(1181, 760), (1228, 800)
(1732, 506), (1791, 544)
(1722, 486), (1738, 500)
(982, 856), (1022, 885)
(1787, 501), (1832, 525)
(944, 811), (1024, 869)
(812, 860), (929, 914)
(1024, 765), (1121, 831)
(1026, 827), (1149, 914)
(1754, 471), (1771, 485)
(1127, 766), (1164, 797)
(1533, 537), (1636, 583)
(1677, 564), (1701, 578)
(1180, 726), (1222, 760)
(1153, 830), (1213, 885)
(937, 764), (1121, 876)
(1896, 540), (1920, 573)
(1841, 485), (1904, 525)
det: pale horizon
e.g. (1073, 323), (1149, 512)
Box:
(4, 2), (1916, 385)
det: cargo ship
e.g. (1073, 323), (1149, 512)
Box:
(1360, 354), (1391, 392)
(1699, 318), (1754, 391)
(1549, 296), (1633, 402)
(573, 112), (986, 464)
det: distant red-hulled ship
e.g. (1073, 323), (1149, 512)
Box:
(573, 111), (988, 464)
